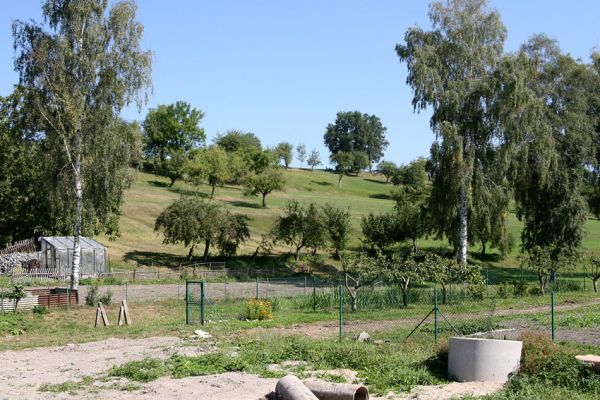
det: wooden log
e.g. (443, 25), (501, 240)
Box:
(304, 381), (369, 400)
(275, 375), (319, 400)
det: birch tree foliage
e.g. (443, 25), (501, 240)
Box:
(12, 0), (152, 289)
(514, 36), (598, 262)
(396, 0), (507, 264)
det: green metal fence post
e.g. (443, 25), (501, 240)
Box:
(434, 288), (439, 343)
(312, 276), (316, 313)
(200, 281), (205, 325)
(339, 280), (343, 341)
(551, 289), (555, 341)
(255, 277), (259, 299)
(185, 282), (189, 324)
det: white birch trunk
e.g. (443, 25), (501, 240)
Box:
(458, 181), (468, 265)
(71, 135), (83, 291)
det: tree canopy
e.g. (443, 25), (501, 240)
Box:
(244, 167), (286, 208)
(143, 101), (205, 187)
(324, 111), (388, 171)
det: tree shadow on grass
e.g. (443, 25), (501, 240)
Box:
(148, 179), (209, 198)
(227, 200), (262, 209)
(123, 250), (189, 269)
(363, 178), (388, 185)
(148, 180), (169, 188)
(369, 193), (393, 200)
(310, 180), (333, 186)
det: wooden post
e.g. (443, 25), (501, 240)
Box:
(95, 302), (109, 327)
(118, 300), (131, 326)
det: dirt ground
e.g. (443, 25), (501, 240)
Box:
(0, 336), (503, 400)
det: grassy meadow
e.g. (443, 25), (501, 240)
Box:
(97, 168), (600, 280)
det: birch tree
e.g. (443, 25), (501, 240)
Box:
(396, 0), (506, 264)
(13, 0), (151, 290)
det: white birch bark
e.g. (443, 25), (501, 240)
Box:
(71, 133), (83, 291)
(458, 180), (468, 265)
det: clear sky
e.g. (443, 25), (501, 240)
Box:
(1, 1), (599, 167)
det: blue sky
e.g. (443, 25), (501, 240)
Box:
(1, 1), (599, 167)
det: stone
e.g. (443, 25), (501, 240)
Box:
(355, 332), (370, 342)
(194, 329), (212, 339)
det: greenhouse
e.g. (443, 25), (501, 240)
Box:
(39, 236), (107, 277)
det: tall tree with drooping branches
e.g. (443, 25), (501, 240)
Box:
(396, 0), (508, 264)
(13, 0), (151, 290)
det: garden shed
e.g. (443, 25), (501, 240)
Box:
(39, 236), (107, 277)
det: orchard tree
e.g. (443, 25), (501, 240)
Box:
(586, 256), (600, 293)
(143, 101), (204, 187)
(331, 151), (354, 188)
(274, 142), (293, 169)
(397, 0), (509, 264)
(214, 129), (262, 153)
(391, 158), (428, 187)
(188, 146), (231, 198)
(13, 0), (151, 290)
(216, 211), (250, 257)
(322, 204), (352, 258)
(391, 185), (429, 252)
(244, 167), (286, 208)
(426, 254), (481, 304)
(296, 143), (307, 168)
(385, 253), (426, 307)
(324, 111), (389, 171)
(155, 197), (249, 261)
(340, 252), (382, 312)
(376, 160), (398, 183)
(272, 201), (325, 260)
(361, 213), (398, 251)
(521, 245), (575, 294)
(307, 148), (321, 171)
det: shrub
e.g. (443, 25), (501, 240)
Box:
(85, 285), (113, 306)
(32, 305), (49, 315)
(245, 298), (272, 320)
(497, 282), (510, 298)
(554, 280), (581, 292)
(528, 285), (543, 296)
(518, 331), (557, 375)
(512, 280), (528, 297)
(467, 280), (486, 300)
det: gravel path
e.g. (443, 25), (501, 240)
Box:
(70, 281), (318, 303)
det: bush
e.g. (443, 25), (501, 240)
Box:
(467, 280), (486, 300)
(554, 280), (581, 292)
(244, 298), (272, 320)
(518, 331), (557, 375)
(32, 305), (49, 315)
(85, 285), (113, 306)
(497, 282), (511, 298)
(512, 281), (528, 297)
(528, 285), (543, 296)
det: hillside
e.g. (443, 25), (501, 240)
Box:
(97, 169), (600, 276)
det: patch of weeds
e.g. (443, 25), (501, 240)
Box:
(310, 372), (347, 383)
(38, 376), (94, 394)
(109, 358), (169, 382)
(85, 285), (113, 306)
(32, 305), (49, 315)
(0, 312), (34, 336)
(519, 331), (557, 374)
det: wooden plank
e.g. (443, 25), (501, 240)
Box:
(95, 302), (109, 327)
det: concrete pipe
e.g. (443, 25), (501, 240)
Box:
(305, 381), (369, 400)
(276, 375), (319, 400)
(448, 337), (522, 383)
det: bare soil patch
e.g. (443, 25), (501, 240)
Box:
(0, 335), (504, 399)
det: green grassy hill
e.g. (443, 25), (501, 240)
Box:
(97, 169), (600, 277)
